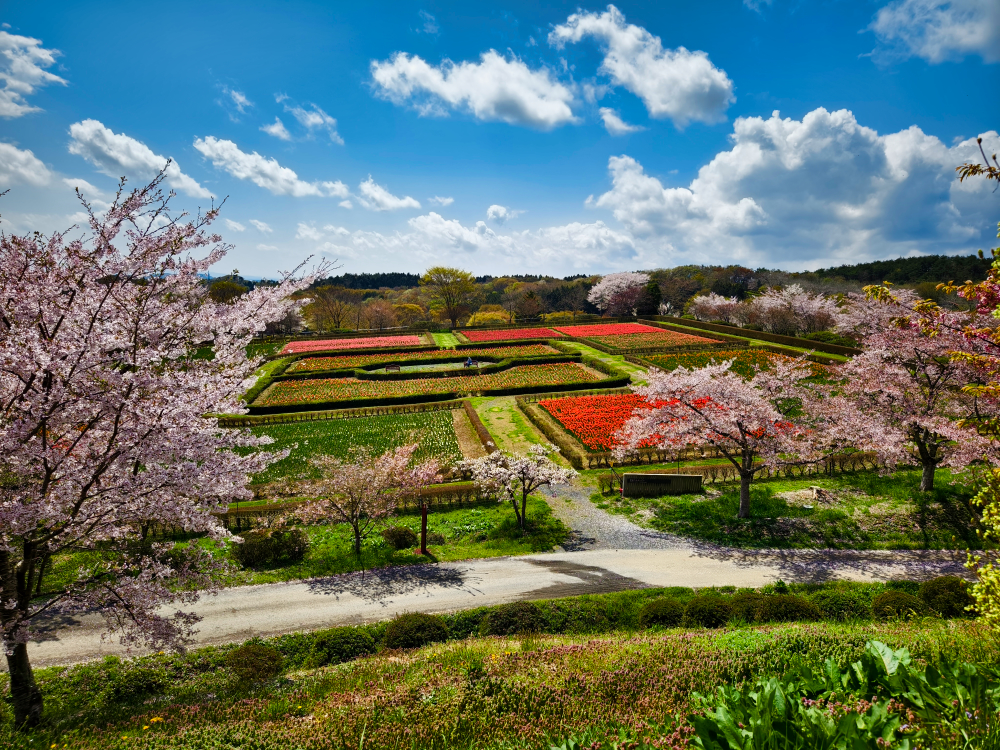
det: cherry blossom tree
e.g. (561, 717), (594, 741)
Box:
(689, 292), (740, 324)
(302, 445), (441, 555)
(587, 272), (649, 316)
(461, 444), (575, 530)
(831, 299), (994, 492)
(689, 285), (839, 335)
(0, 173), (318, 727)
(616, 359), (825, 518)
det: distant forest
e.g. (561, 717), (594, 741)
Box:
(809, 254), (992, 284)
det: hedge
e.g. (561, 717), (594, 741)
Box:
(651, 316), (862, 356)
(216, 398), (466, 428)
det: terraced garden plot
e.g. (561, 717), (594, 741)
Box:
(461, 327), (563, 342)
(643, 348), (826, 378)
(254, 363), (604, 408)
(286, 344), (558, 372)
(280, 335), (425, 354)
(586, 330), (717, 351)
(250, 411), (463, 483)
(540, 393), (664, 451)
(554, 322), (662, 337)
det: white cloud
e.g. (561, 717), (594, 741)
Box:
(68, 120), (213, 199)
(339, 199), (353, 209)
(357, 176), (421, 211)
(429, 195), (454, 206)
(192, 136), (349, 198)
(743, 0), (774, 11)
(250, 219), (272, 233)
(0, 31), (67, 118)
(589, 107), (999, 268)
(224, 218), (246, 232)
(224, 87), (252, 113)
(284, 102), (343, 144)
(256, 243), (279, 251)
(417, 10), (439, 35)
(322, 224), (352, 236)
(62, 177), (104, 195)
(599, 107), (644, 135)
(869, 0), (1000, 63)
(486, 204), (523, 224)
(295, 222), (324, 241)
(549, 5), (734, 128)
(260, 117), (292, 141)
(370, 50), (577, 129)
(0, 142), (51, 185)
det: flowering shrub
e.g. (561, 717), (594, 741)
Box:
(555, 322), (662, 336)
(644, 349), (825, 378)
(254, 364), (603, 407)
(539, 394), (662, 451)
(462, 327), (564, 342)
(287, 344), (557, 372)
(280, 335), (425, 354)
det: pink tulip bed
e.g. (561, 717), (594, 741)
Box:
(461, 327), (564, 342)
(280, 335), (427, 354)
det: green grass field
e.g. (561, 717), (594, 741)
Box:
(591, 468), (987, 550)
(250, 410), (463, 483)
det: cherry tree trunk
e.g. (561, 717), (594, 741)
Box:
(920, 462), (936, 493)
(738, 472), (753, 519)
(420, 503), (428, 555)
(6, 642), (42, 727)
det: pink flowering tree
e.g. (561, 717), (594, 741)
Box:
(688, 292), (740, 324)
(301, 445), (441, 555)
(616, 359), (825, 518)
(0, 174), (319, 726)
(461, 444), (575, 530)
(587, 272), (649, 316)
(831, 298), (995, 492)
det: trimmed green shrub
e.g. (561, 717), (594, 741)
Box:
(729, 592), (765, 623)
(810, 588), (873, 622)
(426, 531), (446, 545)
(383, 613), (449, 649)
(638, 598), (684, 628)
(684, 596), (732, 628)
(230, 527), (309, 568)
(481, 601), (543, 636)
(305, 627), (376, 668)
(381, 526), (418, 550)
(755, 594), (821, 623)
(872, 591), (928, 620)
(919, 576), (975, 618)
(225, 643), (283, 682)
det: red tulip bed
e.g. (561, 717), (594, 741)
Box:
(554, 322), (661, 337)
(539, 393), (666, 451)
(286, 344), (558, 372)
(255, 363), (602, 408)
(280, 335), (426, 354)
(554, 323), (717, 352)
(461, 327), (564, 342)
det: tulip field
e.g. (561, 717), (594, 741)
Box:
(250, 410), (463, 483)
(554, 322), (662, 337)
(286, 344), (558, 372)
(539, 393), (662, 450)
(642, 348), (826, 378)
(254, 363), (603, 408)
(280, 335), (426, 354)
(461, 327), (564, 341)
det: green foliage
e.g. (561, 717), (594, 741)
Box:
(873, 591), (929, 620)
(229, 527), (309, 568)
(920, 576), (975, 618)
(224, 643), (283, 683)
(480, 601), (544, 636)
(638, 597), (684, 628)
(304, 627), (376, 668)
(381, 526), (418, 550)
(809, 588), (873, 622)
(754, 595), (822, 624)
(383, 612), (449, 649)
(729, 592), (765, 623)
(685, 596), (733, 628)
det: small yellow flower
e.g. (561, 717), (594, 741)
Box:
(51, 744), (57, 749)
(143, 725), (149, 730)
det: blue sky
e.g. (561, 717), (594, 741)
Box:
(1, 0), (998, 278)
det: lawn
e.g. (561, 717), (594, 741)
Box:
(253, 363), (603, 408)
(590, 468), (988, 550)
(249, 410), (464, 484)
(5, 612), (996, 749)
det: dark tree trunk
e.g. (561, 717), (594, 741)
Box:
(920, 462), (936, 492)
(6, 642), (42, 727)
(738, 472), (752, 519)
(352, 525), (362, 555)
(420, 503), (428, 554)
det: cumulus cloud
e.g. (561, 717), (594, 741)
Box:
(589, 107), (999, 268)
(68, 120), (213, 199)
(295, 222), (324, 241)
(339, 199), (353, 209)
(549, 5), (734, 128)
(599, 107), (644, 135)
(0, 31), (67, 118)
(0, 142), (51, 185)
(284, 102), (343, 144)
(193, 136), (349, 198)
(370, 50), (577, 129)
(261, 117), (292, 141)
(486, 204), (523, 224)
(869, 0), (1000, 63)
(224, 218), (246, 232)
(429, 195), (454, 206)
(62, 177), (104, 196)
(357, 176), (421, 211)
(250, 219), (272, 233)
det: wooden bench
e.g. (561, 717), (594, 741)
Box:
(385, 364), (401, 372)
